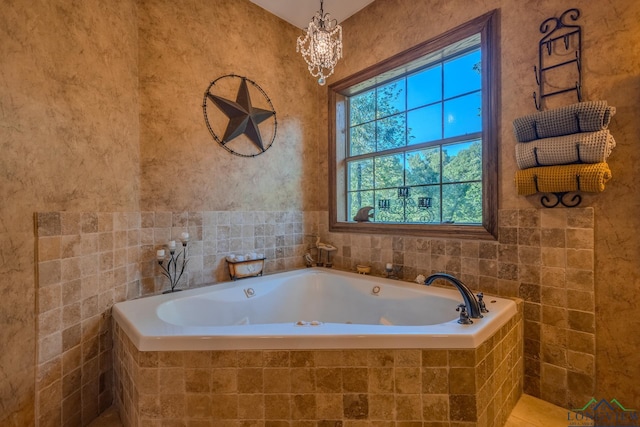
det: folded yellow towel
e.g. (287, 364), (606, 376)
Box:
(515, 163), (612, 196)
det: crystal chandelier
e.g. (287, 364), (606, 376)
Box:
(296, 0), (343, 86)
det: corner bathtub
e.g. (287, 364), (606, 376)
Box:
(113, 268), (517, 351)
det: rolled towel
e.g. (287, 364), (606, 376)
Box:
(513, 101), (616, 142)
(514, 163), (612, 196)
(515, 130), (616, 169)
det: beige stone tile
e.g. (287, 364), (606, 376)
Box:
(566, 228), (594, 250)
(62, 345), (82, 376)
(422, 394), (449, 421)
(39, 260), (62, 288)
(565, 269), (594, 292)
(237, 367), (263, 393)
(159, 394), (186, 419)
(448, 367), (476, 395)
(60, 213), (81, 236)
(158, 368), (185, 394)
(567, 331), (595, 355)
(291, 394), (316, 420)
(343, 393), (368, 419)
(264, 350), (291, 367)
(499, 210), (518, 227)
(80, 253), (100, 277)
(422, 368), (448, 394)
(316, 393), (343, 419)
(541, 286), (566, 307)
(566, 351), (594, 376)
(62, 324), (81, 352)
(395, 349), (421, 367)
(186, 393), (212, 419)
(449, 394), (476, 422)
(394, 367), (420, 394)
(395, 394), (422, 420)
(37, 356), (62, 391)
(479, 259), (497, 277)
(499, 227), (518, 245)
(568, 310), (595, 333)
(62, 370), (82, 405)
(566, 289), (594, 311)
(61, 257), (81, 282)
(211, 368), (237, 393)
(540, 209), (567, 229)
(264, 394), (290, 419)
(540, 229), (565, 248)
(61, 279), (82, 305)
(38, 212), (62, 237)
(264, 367), (292, 393)
(518, 246), (541, 265)
(61, 235), (83, 259)
(566, 249), (593, 270)
(519, 209), (540, 228)
(541, 247), (566, 268)
(80, 213), (99, 234)
(39, 333), (62, 364)
(238, 393), (264, 419)
(38, 378), (62, 415)
(566, 208), (594, 229)
(38, 285), (62, 313)
(519, 263), (541, 285)
(541, 306), (567, 328)
(38, 236), (61, 262)
(518, 228), (541, 247)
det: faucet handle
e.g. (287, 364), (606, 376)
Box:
(476, 292), (489, 313)
(455, 304), (474, 325)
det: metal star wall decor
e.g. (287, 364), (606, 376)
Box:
(203, 75), (277, 157)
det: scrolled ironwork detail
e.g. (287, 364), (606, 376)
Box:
(540, 192), (582, 208)
(539, 8), (580, 37)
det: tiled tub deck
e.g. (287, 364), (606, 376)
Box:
(113, 302), (522, 427)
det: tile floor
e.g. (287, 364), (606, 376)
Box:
(88, 393), (593, 427)
(505, 394), (593, 427)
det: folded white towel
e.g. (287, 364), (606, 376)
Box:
(515, 130), (616, 169)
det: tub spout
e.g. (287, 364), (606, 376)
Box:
(423, 273), (482, 319)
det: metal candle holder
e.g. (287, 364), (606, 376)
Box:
(157, 233), (190, 293)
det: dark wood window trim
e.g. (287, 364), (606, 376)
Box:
(328, 10), (499, 240)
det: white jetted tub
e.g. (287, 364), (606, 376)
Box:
(112, 268), (517, 351)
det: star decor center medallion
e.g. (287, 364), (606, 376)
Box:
(203, 75), (277, 157)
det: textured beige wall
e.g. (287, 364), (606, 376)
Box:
(336, 0), (640, 409)
(138, 0), (322, 212)
(3, 0), (640, 424)
(0, 0), (139, 425)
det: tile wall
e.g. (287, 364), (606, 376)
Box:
(36, 212), (141, 426)
(136, 211), (311, 295)
(113, 305), (522, 427)
(36, 207), (594, 425)
(36, 210), (310, 426)
(316, 208), (596, 409)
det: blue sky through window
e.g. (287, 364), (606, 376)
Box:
(349, 48), (482, 152)
(346, 47), (483, 224)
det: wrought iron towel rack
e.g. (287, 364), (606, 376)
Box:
(533, 8), (582, 111)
